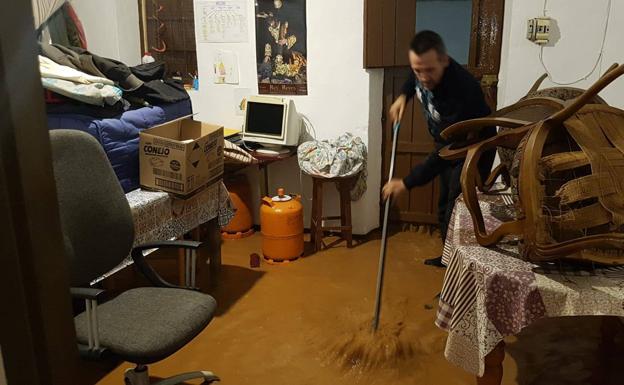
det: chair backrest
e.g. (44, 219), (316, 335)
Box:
(50, 130), (135, 286)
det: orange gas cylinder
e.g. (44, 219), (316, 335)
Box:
(260, 188), (304, 263)
(221, 174), (254, 239)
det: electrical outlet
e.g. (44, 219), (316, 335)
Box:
(527, 17), (551, 45)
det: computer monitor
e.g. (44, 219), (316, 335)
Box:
(243, 96), (302, 153)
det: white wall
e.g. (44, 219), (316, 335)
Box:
(66, 0), (383, 233)
(191, 1), (383, 234)
(114, 0), (142, 65)
(70, 0), (141, 66)
(498, 0), (624, 109)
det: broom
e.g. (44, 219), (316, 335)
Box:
(372, 121), (400, 332)
(328, 122), (426, 371)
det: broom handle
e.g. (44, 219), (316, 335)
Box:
(372, 122), (401, 332)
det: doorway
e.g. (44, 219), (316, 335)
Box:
(380, 0), (505, 225)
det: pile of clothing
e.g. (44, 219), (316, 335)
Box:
(39, 42), (190, 117)
(37, 3), (194, 194)
(297, 133), (368, 201)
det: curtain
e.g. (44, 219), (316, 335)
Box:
(31, 0), (66, 29)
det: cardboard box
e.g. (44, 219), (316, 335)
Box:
(140, 116), (224, 196)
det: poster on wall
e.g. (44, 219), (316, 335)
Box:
(255, 0), (308, 95)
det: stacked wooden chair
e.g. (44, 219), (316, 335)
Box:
(439, 63), (624, 265)
(439, 63), (617, 192)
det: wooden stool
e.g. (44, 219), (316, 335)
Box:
(310, 175), (357, 251)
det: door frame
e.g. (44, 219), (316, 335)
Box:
(0, 2), (79, 384)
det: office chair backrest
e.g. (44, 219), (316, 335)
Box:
(50, 130), (135, 286)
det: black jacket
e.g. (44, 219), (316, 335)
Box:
(401, 58), (491, 143)
(400, 58), (497, 189)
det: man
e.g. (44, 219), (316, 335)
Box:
(382, 30), (495, 267)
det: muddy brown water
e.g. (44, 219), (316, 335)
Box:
(96, 231), (624, 385)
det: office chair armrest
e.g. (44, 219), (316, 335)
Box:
(71, 287), (104, 353)
(131, 241), (203, 291)
(77, 344), (109, 361)
(133, 240), (203, 252)
(70, 287), (105, 301)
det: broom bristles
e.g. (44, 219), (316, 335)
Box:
(328, 320), (420, 371)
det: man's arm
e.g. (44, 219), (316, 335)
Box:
(389, 72), (417, 124)
(382, 73), (425, 198)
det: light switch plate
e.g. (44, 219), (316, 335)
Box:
(527, 17), (551, 45)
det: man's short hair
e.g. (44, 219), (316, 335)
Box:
(410, 31), (447, 56)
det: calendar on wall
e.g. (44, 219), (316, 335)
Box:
(196, 0), (248, 43)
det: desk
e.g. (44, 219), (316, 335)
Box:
(436, 191), (624, 384)
(93, 181), (235, 284)
(225, 149), (296, 197)
(253, 150), (296, 197)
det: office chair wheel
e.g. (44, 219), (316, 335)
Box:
(124, 365), (220, 385)
(124, 365), (150, 385)
(153, 371), (220, 385)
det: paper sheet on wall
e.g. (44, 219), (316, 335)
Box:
(234, 88), (251, 116)
(196, 0), (248, 43)
(213, 50), (239, 84)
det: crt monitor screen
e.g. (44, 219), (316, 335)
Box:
(246, 102), (284, 137)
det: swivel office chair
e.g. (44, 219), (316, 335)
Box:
(51, 129), (219, 385)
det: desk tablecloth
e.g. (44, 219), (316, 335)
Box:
(93, 181), (235, 283)
(436, 192), (624, 376)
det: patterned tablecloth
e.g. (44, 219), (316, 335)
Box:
(92, 181), (235, 283)
(436, 192), (624, 376)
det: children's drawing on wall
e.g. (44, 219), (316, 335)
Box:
(255, 0), (307, 95)
(213, 50), (239, 84)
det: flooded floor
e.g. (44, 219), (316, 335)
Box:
(96, 230), (624, 385)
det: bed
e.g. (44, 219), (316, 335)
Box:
(47, 99), (192, 192)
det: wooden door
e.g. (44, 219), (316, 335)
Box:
(364, 0), (416, 68)
(467, 0), (506, 109)
(380, 0), (505, 225)
(0, 1), (79, 384)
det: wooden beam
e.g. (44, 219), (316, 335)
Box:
(394, 0), (416, 66)
(364, 0), (384, 68)
(381, 0), (397, 67)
